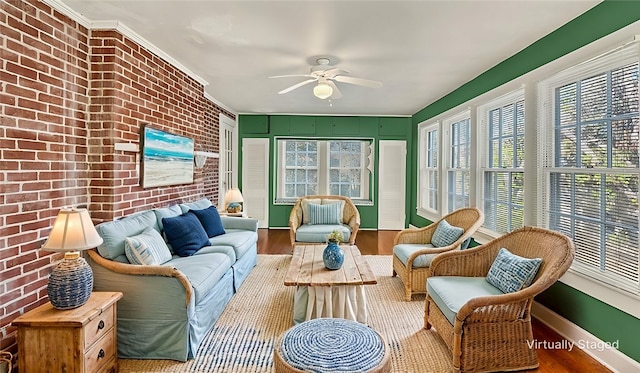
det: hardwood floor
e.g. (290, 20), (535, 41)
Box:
(257, 228), (612, 373)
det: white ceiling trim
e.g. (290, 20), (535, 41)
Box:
(44, 0), (210, 88)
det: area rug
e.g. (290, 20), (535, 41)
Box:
(119, 255), (453, 372)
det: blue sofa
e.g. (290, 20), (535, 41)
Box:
(86, 198), (258, 361)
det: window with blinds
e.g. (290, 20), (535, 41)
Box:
(447, 116), (471, 212)
(418, 123), (439, 213)
(276, 139), (371, 201)
(541, 47), (640, 293)
(483, 98), (525, 233)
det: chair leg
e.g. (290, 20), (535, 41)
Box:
(392, 269), (397, 277)
(424, 298), (432, 329)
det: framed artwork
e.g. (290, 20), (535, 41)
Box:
(141, 125), (194, 188)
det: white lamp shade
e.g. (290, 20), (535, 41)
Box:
(224, 188), (244, 206)
(41, 208), (103, 252)
(313, 83), (333, 99)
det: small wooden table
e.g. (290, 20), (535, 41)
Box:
(284, 244), (377, 324)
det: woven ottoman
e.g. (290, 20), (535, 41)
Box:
(274, 318), (391, 373)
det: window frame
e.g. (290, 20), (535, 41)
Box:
(443, 110), (472, 213)
(417, 121), (440, 217)
(274, 137), (373, 204)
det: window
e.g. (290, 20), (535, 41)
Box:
(480, 93), (525, 234)
(446, 114), (471, 212)
(541, 48), (640, 293)
(418, 122), (439, 213)
(277, 139), (372, 201)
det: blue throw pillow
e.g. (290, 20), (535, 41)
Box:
(486, 248), (543, 293)
(162, 213), (210, 256)
(308, 203), (341, 225)
(124, 227), (172, 265)
(190, 206), (225, 238)
(431, 219), (464, 247)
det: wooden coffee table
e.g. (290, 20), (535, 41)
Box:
(284, 244), (377, 324)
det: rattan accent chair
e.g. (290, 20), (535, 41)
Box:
(424, 226), (575, 373)
(288, 195), (360, 247)
(392, 208), (484, 301)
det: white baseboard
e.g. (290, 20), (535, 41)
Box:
(532, 302), (639, 373)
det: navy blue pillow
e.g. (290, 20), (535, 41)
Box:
(162, 213), (210, 256)
(190, 206), (226, 238)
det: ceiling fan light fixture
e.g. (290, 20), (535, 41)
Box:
(313, 83), (333, 99)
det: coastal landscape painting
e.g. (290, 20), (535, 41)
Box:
(141, 125), (194, 188)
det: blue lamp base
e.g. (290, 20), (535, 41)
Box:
(47, 251), (93, 310)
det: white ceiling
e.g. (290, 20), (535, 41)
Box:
(57, 0), (601, 116)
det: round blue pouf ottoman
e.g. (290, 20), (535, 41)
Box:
(274, 318), (391, 373)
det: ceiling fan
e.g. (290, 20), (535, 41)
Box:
(269, 58), (383, 100)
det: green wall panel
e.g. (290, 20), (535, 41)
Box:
(408, 1), (640, 363)
(238, 114), (412, 229)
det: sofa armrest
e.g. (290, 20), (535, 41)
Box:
(86, 249), (193, 306)
(221, 216), (258, 231)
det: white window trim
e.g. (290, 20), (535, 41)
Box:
(475, 88), (526, 237)
(274, 138), (373, 203)
(442, 110), (472, 213)
(417, 120), (440, 219)
(537, 42), (640, 316)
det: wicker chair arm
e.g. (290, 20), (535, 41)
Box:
(87, 249), (193, 307)
(393, 224), (437, 245)
(429, 245), (499, 277)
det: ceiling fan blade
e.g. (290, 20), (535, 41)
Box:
(333, 75), (383, 88)
(327, 80), (342, 99)
(323, 68), (350, 77)
(269, 74), (314, 79)
(278, 78), (317, 94)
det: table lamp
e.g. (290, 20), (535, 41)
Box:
(224, 188), (244, 213)
(41, 207), (103, 310)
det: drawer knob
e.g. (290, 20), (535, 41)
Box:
(98, 349), (105, 359)
(98, 320), (105, 330)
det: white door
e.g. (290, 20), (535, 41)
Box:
(219, 114), (238, 208)
(242, 138), (269, 228)
(378, 140), (407, 230)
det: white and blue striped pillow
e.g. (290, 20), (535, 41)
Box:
(308, 202), (342, 225)
(125, 227), (172, 265)
(486, 248), (543, 293)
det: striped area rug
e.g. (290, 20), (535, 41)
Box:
(119, 255), (452, 372)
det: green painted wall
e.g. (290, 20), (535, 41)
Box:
(238, 114), (412, 229)
(408, 1), (640, 362)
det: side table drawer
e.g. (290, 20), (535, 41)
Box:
(83, 304), (114, 350)
(85, 329), (116, 373)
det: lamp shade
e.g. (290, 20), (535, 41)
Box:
(41, 208), (103, 252)
(313, 83), (333, 99)
(224, 188), (244, 205)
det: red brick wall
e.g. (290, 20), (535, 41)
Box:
(0, 0), (232, 362)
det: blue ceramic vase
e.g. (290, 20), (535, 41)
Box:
(323, 241), (344, 270)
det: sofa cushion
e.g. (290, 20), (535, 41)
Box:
(164, 253), (231, 304)
(295, 224), (351, 243)
(162, 213), (210, 256)
(486, 247), (543, 293)
(428, 276), (504, 325)
(431, 219), (464, 248)
(194, 245), (236, 263)
(206, 230), (258, 260)
(153, 205), (183, 232)
(179, 198), (213, 214)
(301, 198), (322, 224)
(308, 202), (342, 225)
(125, 227), (172, 265)
(393, 244), (437, 268)
(190, 206), (226, 238)
(96, 210), (159, 260)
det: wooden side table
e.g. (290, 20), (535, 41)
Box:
(12, 292), (123, 373)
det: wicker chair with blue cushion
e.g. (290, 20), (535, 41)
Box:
(392, 208), (484, 301)
(424, 226), (575, 372)
(288, 195), (360, 247)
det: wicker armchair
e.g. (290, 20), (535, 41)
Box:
(392, 208), (484, 301)
(424, 226), (575, 372)
(288, 195), (360, 247)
